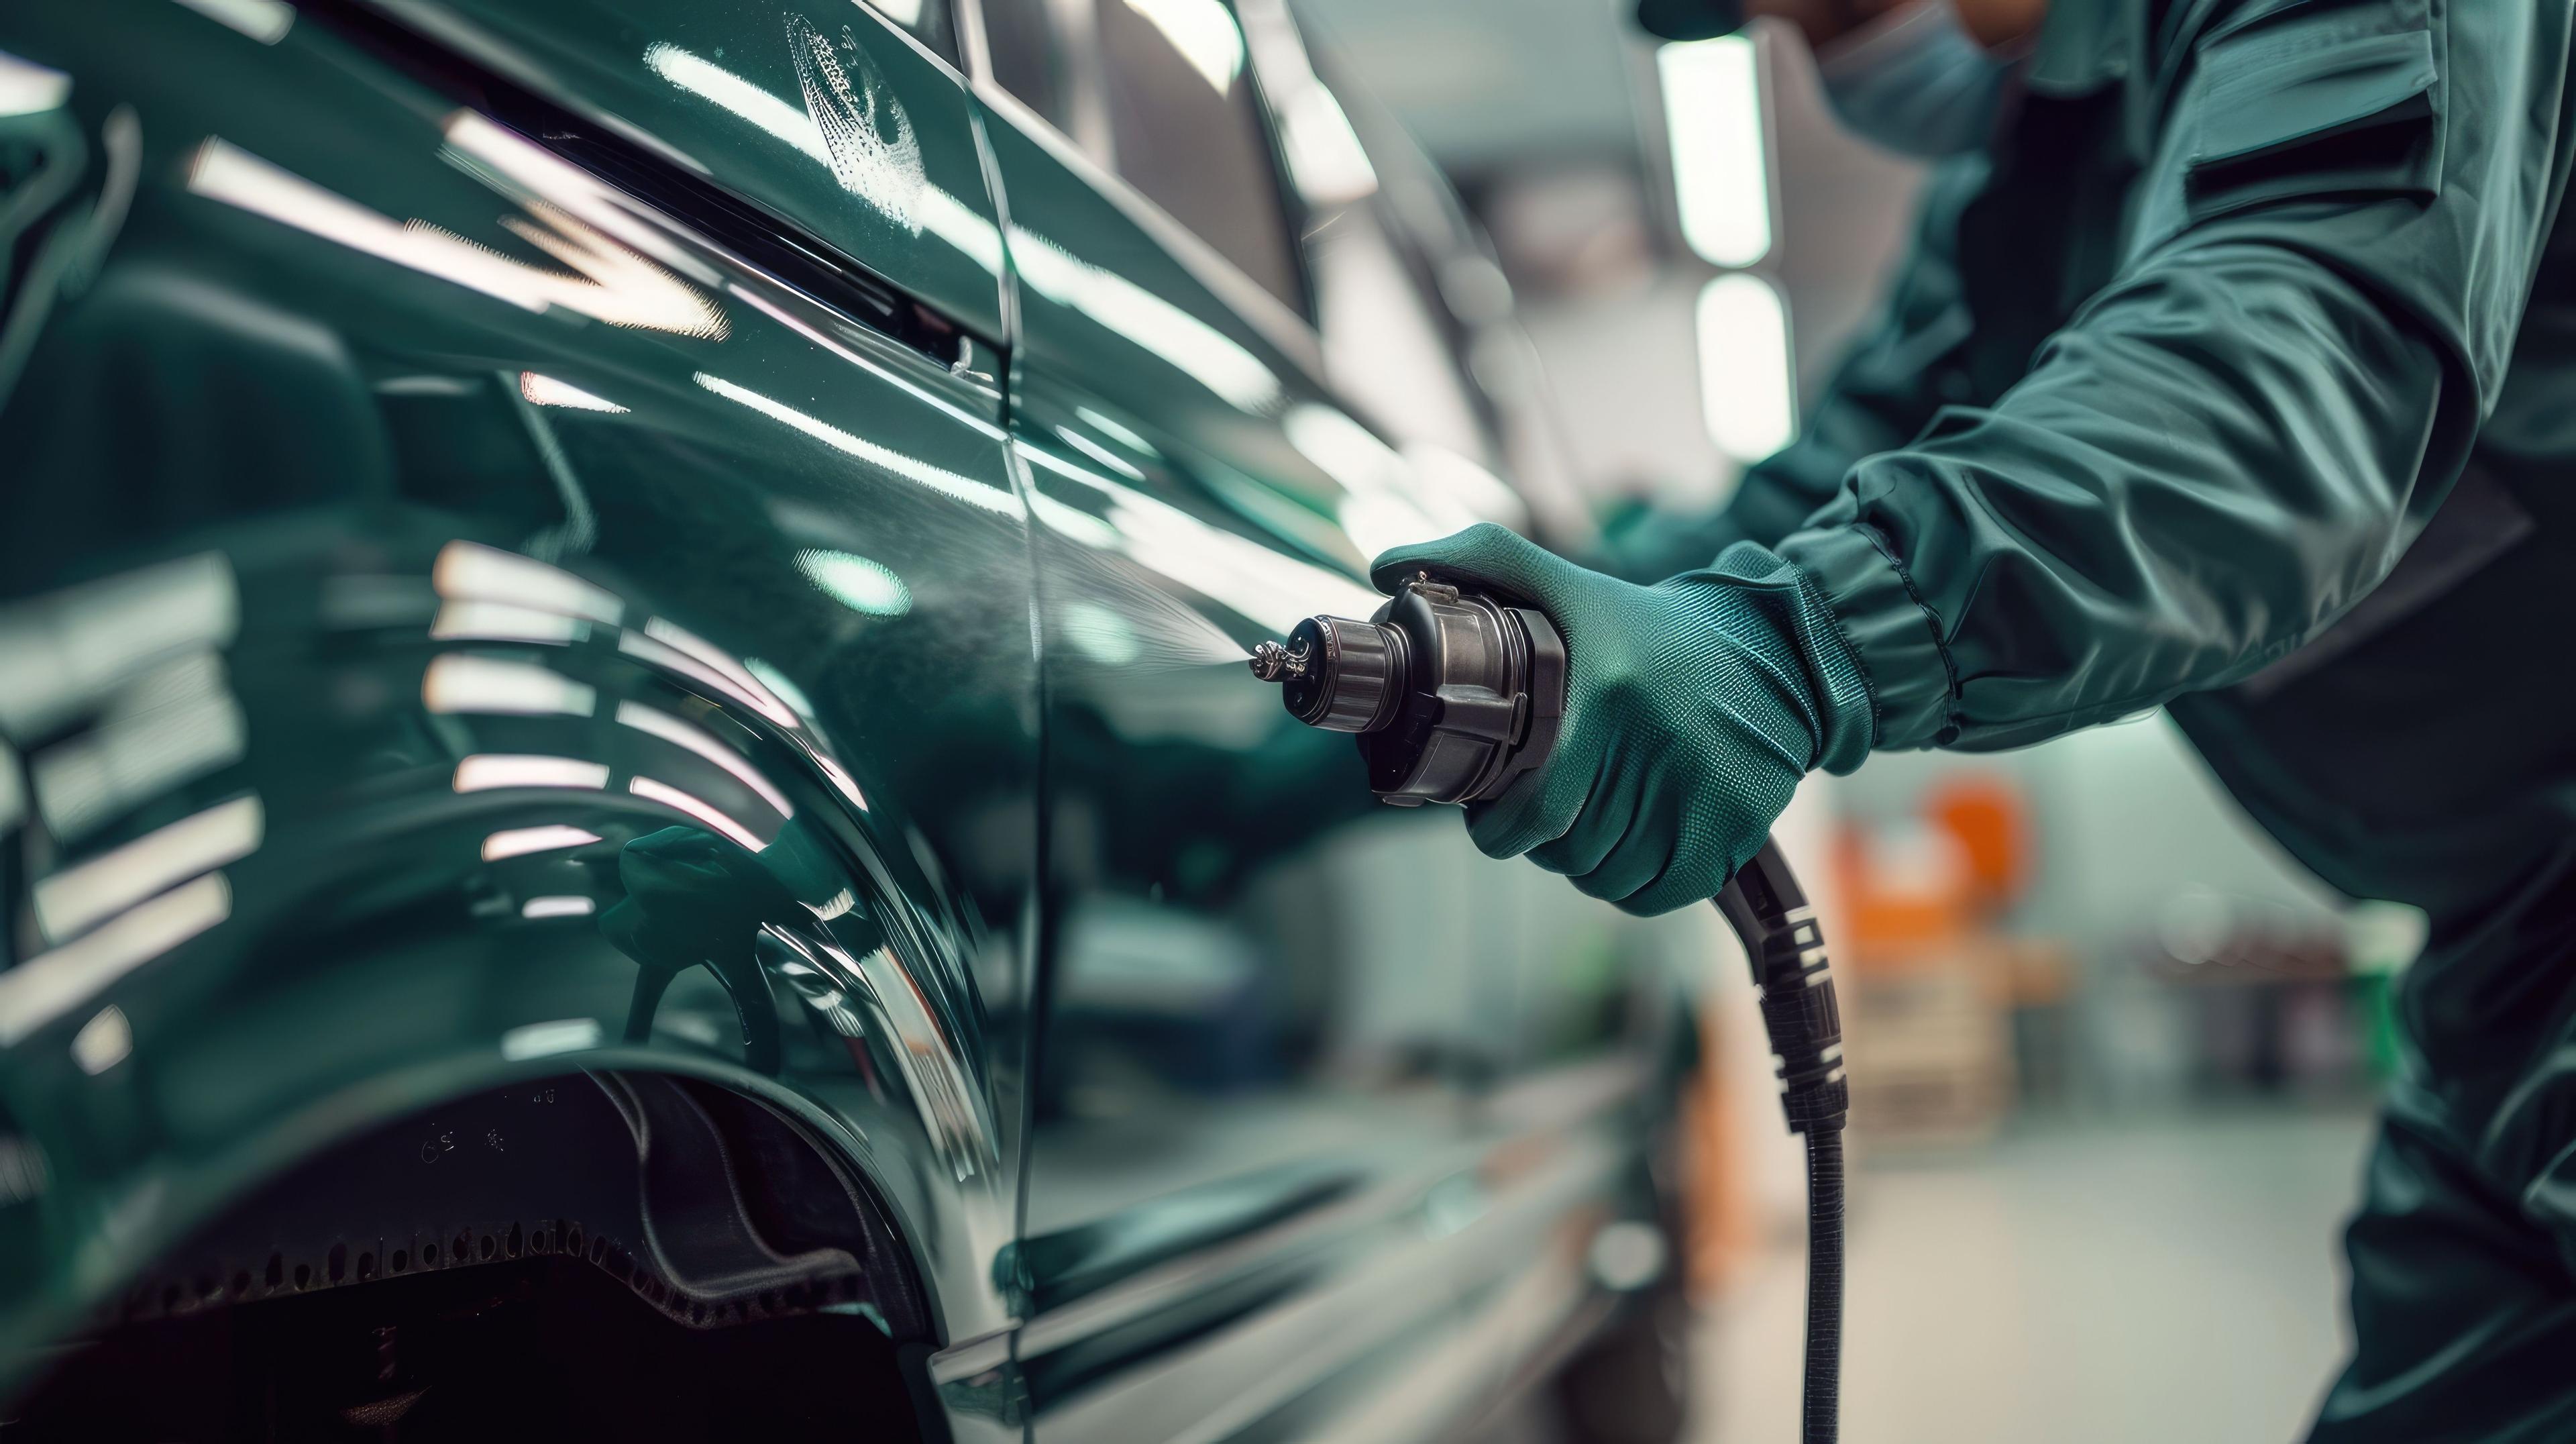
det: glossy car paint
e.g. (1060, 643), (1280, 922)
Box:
(0, 0), (1696, 1439)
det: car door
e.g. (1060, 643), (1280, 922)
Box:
(0, 1), (1034, 1433)
(958, 1), (1587, 1437)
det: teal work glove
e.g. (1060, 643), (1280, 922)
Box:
(1371, 524), (1875, 915)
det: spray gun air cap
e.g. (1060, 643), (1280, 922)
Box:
(1250, 615), (1403, 732)
(1252, 573), (1566, 807)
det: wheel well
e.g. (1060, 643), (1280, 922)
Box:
(9, 1072), (933, 1441)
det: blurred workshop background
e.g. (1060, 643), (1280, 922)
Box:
(1291, 3), (2420, 1440)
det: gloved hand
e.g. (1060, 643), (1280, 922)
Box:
(1371, 523), (1874, 915)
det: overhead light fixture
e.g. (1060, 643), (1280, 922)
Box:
(1658, 36), (1770, 268)
(1697, 272), (1796, 461)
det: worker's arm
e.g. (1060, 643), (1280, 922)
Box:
(1369, 0), (2565, 917)
(1595, 160), (1988, 580)
(1775, 0), (2568, 752)
(1725, 158), (1989, 548)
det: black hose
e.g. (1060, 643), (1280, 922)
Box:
(1715, 842), (1849, 1444)
(1803, 1126), (1845, 1444)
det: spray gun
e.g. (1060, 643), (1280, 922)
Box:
(1253, 571), (1848, 1444)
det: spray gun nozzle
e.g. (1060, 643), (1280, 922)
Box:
(1248, 639), (1307, 683)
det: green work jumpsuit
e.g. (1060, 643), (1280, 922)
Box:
(1667, 1), (2576, 1436)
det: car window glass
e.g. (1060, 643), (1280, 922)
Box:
(865, 0), (964, 66)
(1093, 0), (1305, 311)
(977, 0), (1074, 132)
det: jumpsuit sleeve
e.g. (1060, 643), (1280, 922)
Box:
(1774, 0), (2571, 752)
(1719, 158), (1991, 551)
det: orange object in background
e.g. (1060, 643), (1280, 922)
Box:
(1925, 772), (2033, 915)
(1833, 773), (2043, 1144)
(1835, 826), (1971, 968)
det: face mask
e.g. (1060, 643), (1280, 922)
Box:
(1814, 1), (2017, 158)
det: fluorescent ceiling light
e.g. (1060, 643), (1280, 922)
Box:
(1697, 272), (1796, 462)
(1659, 36), (1771, 268)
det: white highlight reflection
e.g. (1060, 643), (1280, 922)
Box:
(1008, 230), (1282, 414)
(519, 372), (629, 413)
(30, 652), (246, 844)
(744, 658), (818, 724)
(430, 601), (587, 646)
(500, 1017), (602, 1060)
(172, 0), (292, 44)
(186, 138), (725, 336)
(692, 372), (1019, 515)
(616, 700), (796, 819)
(1282, 403), (1458, 556)
(423, 654), (597, 717)
(1053, 427), (1145, 482)
(453, 755), (610, 793)
(34, 794), (262, 943)
(1019, 446), (1379, 630)
(433, 542), (623, 625)
(1278, 83), (1377, 208)
(72, 1004), (133, 1075)
(0, 874), (231, 1047)
(520, 895), (598, 919)
(644, 43), (826, 160)
(0, 50), (70, 117)
(1122, 0), (1245, 93)
(797, 548), (914, 617)
(629, 775), (767, 852)
(482, 824), (602, 862)
(0, 551), (237, 739)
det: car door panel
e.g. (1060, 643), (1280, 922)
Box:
(0, 3), (1033, 1432)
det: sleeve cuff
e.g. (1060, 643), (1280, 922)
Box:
(1776, 521), (1957, 752)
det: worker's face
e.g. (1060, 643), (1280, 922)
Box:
(1750, 0), (2049, 51)
(1758, 0), (2047, 158)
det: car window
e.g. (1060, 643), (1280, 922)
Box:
(1094, 0), (1305, 311)
(867, 0), (965, 66)
(977, 0), (1074, 134)
(977, 0), (1307, 314)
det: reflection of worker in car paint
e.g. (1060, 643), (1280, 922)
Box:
(1390, 0), (2576, 1435)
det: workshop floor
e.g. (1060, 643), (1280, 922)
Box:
(1693, 1107), (2379, 1444)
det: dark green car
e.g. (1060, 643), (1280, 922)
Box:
(0, 0), (1705, 1437)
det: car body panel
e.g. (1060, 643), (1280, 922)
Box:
(0, 0), (1693, 1439)
(0, 0), (1035, 1428)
